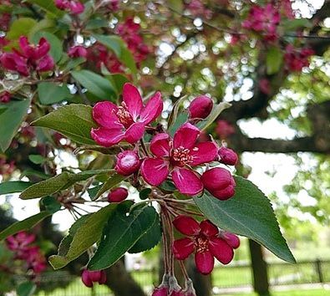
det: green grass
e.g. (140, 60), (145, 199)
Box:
(222, 289), (329, 296)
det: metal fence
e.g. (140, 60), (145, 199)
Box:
(32, 259), (330, 295)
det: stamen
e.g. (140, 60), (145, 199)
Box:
(171, 146), (193, 166)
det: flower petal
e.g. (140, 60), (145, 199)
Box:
(191, 142), (218, 166)
(172, 168), (203, 196)
(173, 238), (194, 260)
(150, 133), (171, 157)
(140, 91), (163, 124)
(124, 122), (145, 144)
(173, 123), (200, 150)
(122, 83), (143, 121)
(200, 220), (218, 237)
(209, 237), (234, 265)
(195, 251), (214, 275)
(221, 232), (240, 249)
(91, 127), (124, 147)
(141, 158), (169, 186)
(92, 101), (120, 127)
(173, 215), (200, 236)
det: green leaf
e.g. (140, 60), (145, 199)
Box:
(168, 0), (184, 12)
(129, 212), (161, 253)
(17, 282), (36, 296)
(0, 181), (33, 195)
(282, 19), (312, 31)
(94, 34), (137, 75)
(93, 173), (127, 200)
(139, 188), (152, 200)
(31, 31), (63, 63)
(266, 46), (283, 75)
(88, 205), (158, 270)
(168, 111), (189, 137)
(0, 211), (51, 241)
(193, 176), (296, 264)
(37, 82), (72, 105)
(196, 101), (231, 131)
(28, 154), (46, 164)
(26, 0), (64, 16)
(6, 18), (37, 40)
(167, 95), (187, 129)
(71, 70), (116, 100)
(20, 169), (113, 199)
(41, 196), (61, 213)
(32, 104), (97, 145)
(0, 99), (30, 152)
(49, 203), (121, 269)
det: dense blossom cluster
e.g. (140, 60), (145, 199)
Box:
(0, 36), (54, 76)
(6, 232), (47, 276)
(54, 0), (85, 15)
(284, 45), (314, 72)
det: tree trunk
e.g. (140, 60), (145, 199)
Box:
(249, 239), (270, 296)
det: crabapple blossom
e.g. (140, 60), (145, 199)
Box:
(215, 120), (235, 139)
(81, 269), (107, 288)
(172, 216), (235, 274)
(55, 0), (85, 14)
(218, 146), (238, 166)
(284, 45), (314, 72)
(201, 167), (236, 200)
(188, 95), (213, 119)
(107, 187), (128, 202)
(68, 45), (88, 58)
(91, 83), (163, 146)
(220, 231), (240, 249)
(0, 91), (11, 103)
(115, 150), (141, 176)
(141, 123), (218, 195)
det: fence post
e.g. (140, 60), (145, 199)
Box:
(315, 259), (323, 283)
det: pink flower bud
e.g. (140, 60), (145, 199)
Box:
(115, 150), (141, 176)
(81, 269), (106, 288)
(107, 187), (128, 202)
(220, 231), (240, 249)
(201, 168), (236, 200)
(152, 287), (168, 296)
(189, 95), (213, 119)
(68, 45), (87, 58)
(0, 91), (11, 103)
(218, 147), (238, 166)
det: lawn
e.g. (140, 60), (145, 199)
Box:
(224, 289), (329, 296)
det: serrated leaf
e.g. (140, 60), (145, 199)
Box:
(32, 104), (97, 145)
(94, 173), (127, 200)
(0, 211), (52, 241)
(266, 46), (283, 75)
(129, 212), (161, 253)
(88, 206), (157, 270)
(197, 102), (231, 131)
(28, 154), (46, 164)
(193, 176), (295, 264)
(26, 0), (64, 16)
(0, 99), (30, 152)
(20, 169), (113, 199)
(49, 203), (122, 269)
(41, 196), (61, 213)
(0, 181), (32, 195)
(71, 70), (116, 100)
(37, 82), (72, 105)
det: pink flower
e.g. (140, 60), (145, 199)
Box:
(55, 0), (85, 14)
(243, 4), (280, 41)
(82, 269), (107, 288)
(188, 95), (213, 119)
(107, 0), (120, 11)
(201, 167), (236, 200)
(215, 120), (235, 139)
(6, 231), (36, 252)
(68, 45), (87, 58)
(141, 123), (218, 196)
(220, 231), (240, 249)
(218, 146), (238, 166)
(26, 246), (47, 274)
(107, 187), (128, 202)
(115, 150), (141, 176)
(91, 83), (163, 147)
(172, 216), (234, 274)
(186, 0), (212, 19)
(0, 36), (54, 76)
(0, 91), (11, 103)
(0, 12), (10, 31)
(284, 45), (314, 72)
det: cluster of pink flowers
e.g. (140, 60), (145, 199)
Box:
(173, 216), (239, 274)
(54, 0), (84, 15)
(0, 36), (54, 76)
(242, 3), (280, 41)
(0, 155), (15, 176)
(284, 45), (314, 72)
(6, 232), (47, 276)
(185, 0), (212, 19)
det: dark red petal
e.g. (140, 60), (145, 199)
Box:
(150, 133), (171, 157)
(195, 251), (214, 275)
(92, 101), (120, 127)
(122, 83), (143, 121)
(200, 220), (218, 237)
(140, 91), (163, 124)
(173, 215), (200, 236)
(91, 127), (124, 147)
(124, 121), (145, 144)
(172, 168), (203, 196)
(209, 237), (234, 265)
(173, 123), (200, 150)
(141, 158), (169, 186)
(190, 142), (218, 166)
(173, 238), (194, 260)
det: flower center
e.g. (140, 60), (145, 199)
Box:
(195, 236), (209, 253)
(171, 146), (193, 166)
(116, 104), (134, 128)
